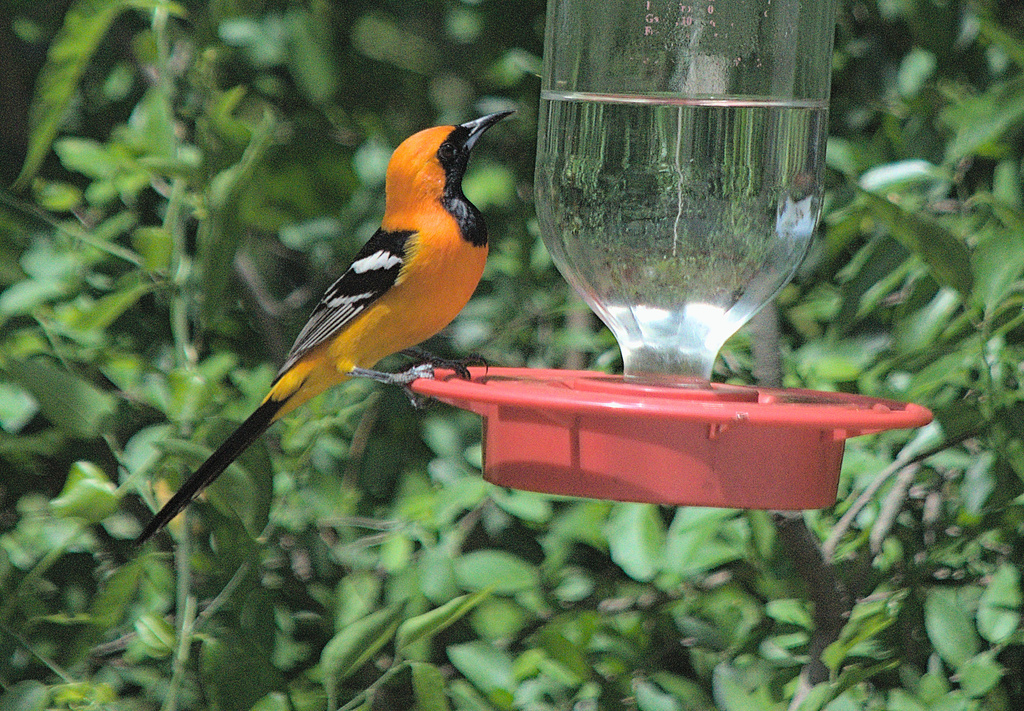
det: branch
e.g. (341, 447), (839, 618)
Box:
(749, 302), (783, 388)
(752, 301), (848, 706)
(773, 512), (849, 709)
(820, 430), (974, 561)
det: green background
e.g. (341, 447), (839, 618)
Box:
(1, 0), (1024, 709)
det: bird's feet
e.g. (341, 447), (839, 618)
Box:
(348, 363), (436, 408)
(399, 348), (487, 380)
(348, 363), (435, 386)
(348, 351), (485, 408)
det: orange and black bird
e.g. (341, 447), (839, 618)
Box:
(136, 110), (513, 546)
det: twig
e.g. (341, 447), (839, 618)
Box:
(164, 486), (194, 711)
(234, 249), (292, 364)
(336, 657), (408, 711)
(162, 594), (197, 711)
(869, 463), (921, 554)
(194, 560), (253, 631)
(344, 391), (383, 489)
(0, 620), (76, 684)
(753, 301), (847, 707)
(773, 512), (849, 709)
(749, 302), (783, 388)
(562, 307), (591, 371)
(821, 431), (972, 561)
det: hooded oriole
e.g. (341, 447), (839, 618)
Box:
(136, 110), (513, 546)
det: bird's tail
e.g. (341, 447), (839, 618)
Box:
(134, 397), (285, 547)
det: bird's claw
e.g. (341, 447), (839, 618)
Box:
(399, 348), (486, 380)
(350, 352), (482, 409)
(394, 363), (435, 409)
(395, 362), (437, 384)
(451, 353), (488, 379)
(349, 363), (435, 408)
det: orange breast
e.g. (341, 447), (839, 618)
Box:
(337, 237), (486, 363)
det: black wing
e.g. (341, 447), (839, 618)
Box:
(275, 229), (415, 378)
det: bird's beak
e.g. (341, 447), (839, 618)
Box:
(460, 110), (514, 151)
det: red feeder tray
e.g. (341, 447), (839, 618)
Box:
(411, 368), (933, 509)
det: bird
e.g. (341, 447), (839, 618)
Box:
(135, 110), (513, 546)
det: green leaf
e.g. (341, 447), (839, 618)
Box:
(924, 588), (981, 670)
(977, 564), (1022, 644)
(123, 86), (177, 159)
(822, 592), (903, 671)
(446, 641), (514, 700)
(831, 232), (910, 334)
(894, 288), (961, 354)
(5, 358), (117, 438)
(0, 278), (72, 317)
(992, 160), (1024, 206)
(0, 680), (51, 711)
(454, 550), (539, 594)
(0, 382), (39, 433)
(764, 599), (813, 629)
(535, 622), (592, 683)
(447, 680), (496, 711)
(334, 571), (383, 629)
(63, 278), (154, 332)
(131, 226), (174, 271)
(549, 500), (612, 551)
(957, 651), (1004, 698)
(461, 162), (517, 211)
(941, 75), (1024, 162)
(419, 544), (460, 603)
(711, 663), (783, 711)
(809, 659), (901, 710)
(971, 229), (1024, 312)
(977, 12), (1024, 70)
(605, 503), (665, 582)
(918, 656), (951, 701)
(468, 598), (527, 641)
(31, 179), (83, 212)
(380, 531), (414, 572)
(62, 557), (145, 664)
(663, 508), (741, 579)
(133, 613), (175, 658)
(648, 672), (714, 708)
(858, 159), (944, 192)
(197, 109), (277, 325)
(50, 461), (120, 522)
(825, 137), (865, 177)
(489, 488), (553, 524)
(284, 8), (339, 104)
(50, 684), (115, 709)
(52, 137), (129, 181)
(13, 0), (185, 190)
(896, 48), (936, 98)
(201, 629), (284, 711)
(249, 694), (291, 711)
(320, 603), (404, 697)
(0, 238), (82, 317)
(886, 689), (929, 710)
(396, 590), (490, 651)
(634, 678), (681, 711)
(410, 661), (451, 711)
(859, 190), (973, 295)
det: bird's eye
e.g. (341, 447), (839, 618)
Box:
(437, 142), (457, 163)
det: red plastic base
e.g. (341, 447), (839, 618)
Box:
(410, 368), (933, 509)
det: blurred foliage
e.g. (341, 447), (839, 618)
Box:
(1, 0), (1024, 710)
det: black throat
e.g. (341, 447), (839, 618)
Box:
(436, 128), (488, 248)
(440, 188), (487, 248)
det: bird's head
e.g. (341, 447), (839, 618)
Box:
(383, 111), (513, 221)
